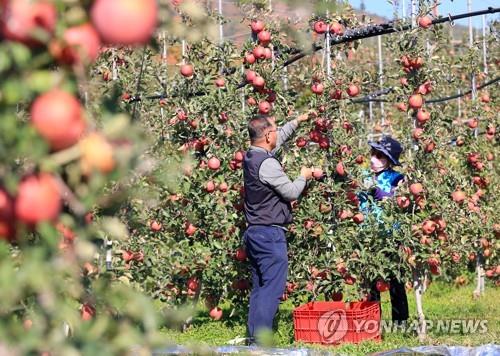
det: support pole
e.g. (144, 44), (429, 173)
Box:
(411, 0), (416, 28)
(326, 10), (331, 78)
(112, 53), (118, 81)
(218, 0), (223, 44)
(377, 36), (384, 124)
(182, 40), (186, 63)
(482, 15), (488, 74)
(241, 65), (245, 113)
(413, 268), (427, 342)
(468, 0), (478, 138)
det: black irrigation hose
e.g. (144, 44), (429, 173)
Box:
(282, 7), (500, 69)
(351, 76), (500, 104)
(426, 76), (500, 104)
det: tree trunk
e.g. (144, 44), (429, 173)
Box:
(413, 267), (426, 342)
(474, 253), (485, 298)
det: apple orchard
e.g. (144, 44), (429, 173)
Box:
(0, 0), (498, 352)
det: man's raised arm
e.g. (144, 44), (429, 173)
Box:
(273, 112), (313, 153)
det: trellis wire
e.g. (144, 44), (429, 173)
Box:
(350, 76), (499, 105)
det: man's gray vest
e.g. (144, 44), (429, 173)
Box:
(243, 149), (292, 226)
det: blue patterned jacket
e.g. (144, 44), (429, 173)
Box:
(358, 168), (404, 224)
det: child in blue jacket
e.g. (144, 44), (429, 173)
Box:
(358, 136), (409, 324)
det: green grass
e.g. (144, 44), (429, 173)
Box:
(160, 282), (499, 355)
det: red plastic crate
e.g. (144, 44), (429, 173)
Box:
(293, 301), (381, 345)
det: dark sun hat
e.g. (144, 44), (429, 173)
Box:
(368, 136), (403, 166)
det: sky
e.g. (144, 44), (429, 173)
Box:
(347, 0), (499, 29)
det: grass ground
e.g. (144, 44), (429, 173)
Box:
(160, 281), (499, 355)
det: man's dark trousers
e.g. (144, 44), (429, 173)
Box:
(244, 225), (288, 339)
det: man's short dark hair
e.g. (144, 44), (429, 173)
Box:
(248, 115), (272, 142)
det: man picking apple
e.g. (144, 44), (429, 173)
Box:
(243, 112), (315, 345)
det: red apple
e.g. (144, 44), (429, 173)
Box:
(15, 173), (61, 225)
(352, 213), (364, 224)
(122, 250), (134, 262)
(412, 128), (424, 140)
(252, 46), (266, 60)
(418, 16), (432, 29)
(396, 102), (408, 112)
(235, 248), (247, 262)
(0, 0), (57, 46)
(244, 53), (256, 64)
(209, 307), (223, 320)
(397, 196), (410, 209)
(422, 220), (436, 235)
(329, 21), (344, 35)
(245, 70), (256, 83)
(312, 168), (324, 179)
(187, 277), (199, 291)
(81, 303), (96, 321)
(344, 274), (356, 285)
(0, 188), (15, 241)
(250, 19), (264, 33)
(185, 222), (197, 236)
(376, 280), (390, 292)
(180, 64), (194, 77)
(208, 157), (221, 170)
(296, 137), (307, 148)
(214, 77), (225, 88)
(329, 89), (342, 100)
(150, 220), (162, 232)
(409, 94), (423, 109)
(336, 161), (346, 176)
(451, 190), (466, 203)
(51, 23), (101, 65)
(252, 76), (265, 89)
(313, 20), (328, 34)
(409, 183), (423, 196)
(416, 109), (430, 124)
(346, 84), (360, 97)
(218, 182), (228, 192)
(480, 93), (490, 103)
(258, 101), (271, 114)
(91, 0), (158, 45)
(30, 89), (86, 151)
(319, 137), (330, 149)
(257, 30), (271, 46)
(311, 82), (324, 95)
(206, 181), (216, 193)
